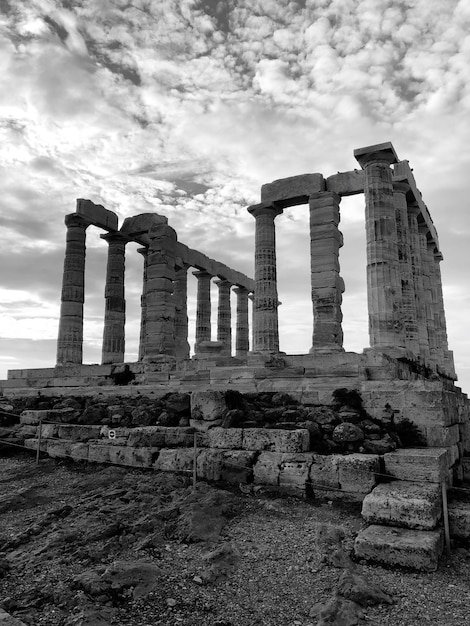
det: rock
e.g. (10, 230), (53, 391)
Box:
(314, 523), (352, 568)
(221, 409), (244, 428)
(0, 608), (29, 626)
(163, 392), (190, 415)
(63, 606), (115, 625)
(174, 485), (235, 543)
(200, 542), (239, 583)
(362, 434), (396, 454)
(272, 392), (296, 406)
(253, 451), (283, 486)
(332, 423), (364, 444)
(337, 569), (393, 606)
(338, 454), (379, 498)
(312, 595), (364, 625)
(191, 391), (228, 422)
(242, 428), (310, 453)
(307, 407), (338, 426)
(0, 558), (10, 578)
(73, 561), (162, 601)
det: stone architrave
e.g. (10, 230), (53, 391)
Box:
(248, 202), (283, 353)
(433, 251), (456, 377)
(355, 143), (405, 350)
(393, 182), (419, 355)
(193, 270), (212, 353)
(101, 232), (128, 364)
(309, 191), (344, 352)
(408, 205), (430, 361)
(418, 224), (437, 367)
(143, 223), (178, 362)
(137, 247), (149, 361)
(173, 263), (190, 360)
(215, 278), (232, 356)
(234, 286), (250, 356)
(56, 213), (89, 365)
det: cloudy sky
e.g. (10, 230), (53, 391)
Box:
(1, 0), (470, 393)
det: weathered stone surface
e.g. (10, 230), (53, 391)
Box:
(0, 608), (28, 625)
(191, 391), (228, 421)
(108, 446), (160, 467)
(38, 423), (59, 438)
(76, 198), (119, 231)
(74, 560), (162, 600)
(58, 424), (102, 441)
(448, 500), (470, 539)
(206, 427), (243, 449)
(337, 569), (393, 606)
(338, 454), (379, 497)
(279, 453), (315, 497)
(47, 440), (72, 458)
(253, 451), (283, 486)
(362, 482), (441, 530)
(153, 448), (194, 473)
(384, 448), (448, 483)
(242, 428), (309, 453)
(126, 426), (194, 448)
(88, 443), (110, 464)
(354, 524), (443, 571)
(70, 442), (89, 461)
(261, 173), (325, 207)
(309, 454), (340, 492)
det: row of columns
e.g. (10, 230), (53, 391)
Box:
(56, 218), (251, 366)
(247, 156), (453, 375)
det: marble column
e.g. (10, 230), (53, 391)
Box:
(309, 191), (344, 351)
(56, 213), (89, 366)
(143, 223), (177, 362)
(408, 205), (430, 361)
(234, 286), (249, 357)
(193, 270), (212, 353)
(355, 145), (405, 349)
(137, 247), (148, 362)
(393, 182), (420, 355)
(433, 251), (456, 377)
(419, 224), (437, 366)
(248, 202), (283, 353)
(428, 246), (445, 368)
(215, 278), (232, 356)
(174, 264), (190, 360)
(101, 233), (127, 364)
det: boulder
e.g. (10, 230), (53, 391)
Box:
(332, 423), (364, 443)
(190, 391), (228, 422)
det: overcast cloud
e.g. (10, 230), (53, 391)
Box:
(1, 0), (470, 392)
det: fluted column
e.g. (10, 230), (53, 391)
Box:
(248, 202), (283, 353)
(393, 182), (420, 355)
(215, 279), (232, 356)
(433, 251), (456, 377)
(56, 213), (89, 365)
(408, 205), (430, 361)
(193, 270), (212, 353)
(355, 145), (404, 349)
(234, 287), (249, 357)
(174, 264), (190, 360)
(309, 191), (344, 352)
(419, 224), (437, 367)
(144, 223), (177, 361)
(428, 245), (445, 368)
(137, 247), (148, 362)
(101, 233), (127, 364)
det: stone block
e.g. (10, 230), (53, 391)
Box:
(46, 440), (72, 458)
(383, 448), (448, 484)
(362, 482), (441, 530)
(309, 454), (340, 492)
(126, 426), (194, 448)
(279, 454), (315, 497)
(448, 444), (460, 467)
(261, 173), (325, 207)
(153, 448), (194, 473)
(448, 501), (470, 539)
(354, 524), (443, 571)
(425, 424), (460, 447)
(242, 428), (309, 453)
(108, 446), (159, 468)
(88, 443), (110, 464)
(253, 452), (283, 486)
(24, 438), (47, 452)
(338, 454), (379, 497)
(99, 426), (129, 445)
(197, 449), (225, 481)
(39, 423), (59, 439)
(76, 198), (119, 231)
(207, 427), (243, 449)
(325, 170), (364, 196)
(58, 425), (102, 442)
(190, 390), (228, 422)
(70, 443), (89, 461)
(221, 450), (257, 484)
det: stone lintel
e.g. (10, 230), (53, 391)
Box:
(325, 170), (364, 196)
(120, 213), (168, 245)
(354, 141), (399, 168)
(76, 199), (119, 231)
(260, 173), (325, 208)
(393, 160), (440, 250)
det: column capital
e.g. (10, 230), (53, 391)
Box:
(233, 285), (249, 295)
(393, 181), (410, 195)
(136, 246), (149, 257)
(214, 278), (232, 288)
(65, 213), (89, 229)
(247, 202), (283, 219)
(309, 190), (341, 204)
(100, 231), (129, 245)
(354, 141), (399, 168)
(434, 250), (444, 262)
(192, 269), (213, 279)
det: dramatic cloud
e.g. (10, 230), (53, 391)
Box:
(1, 0), (470, 391)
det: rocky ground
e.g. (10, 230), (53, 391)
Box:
(1, 452), (470, 626)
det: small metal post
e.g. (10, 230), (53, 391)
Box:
(193, 432), (197, 490)
(441, 480), (451, 556)
(36, 417), (43, 466)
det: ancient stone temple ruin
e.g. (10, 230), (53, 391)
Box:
(2, 142), (470, 571)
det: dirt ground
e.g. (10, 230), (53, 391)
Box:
(1, 451), (470, 626)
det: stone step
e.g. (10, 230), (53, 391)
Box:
(354, 524), (443, 571)
(361, 481), (442, 530)
(383, 448), (448, 484)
